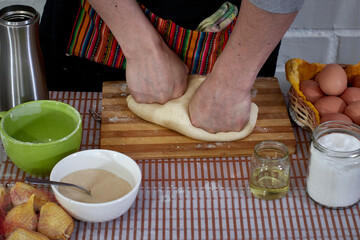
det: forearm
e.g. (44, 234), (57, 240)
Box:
(188, 0), (299, 133)
(87, 0), (162, 59)
(88, 0), (188, 104)
(214, 0), (298, 90)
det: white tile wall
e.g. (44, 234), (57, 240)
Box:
(0, 0), (359, 93)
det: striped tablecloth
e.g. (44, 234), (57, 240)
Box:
(0, 91), (359, 240)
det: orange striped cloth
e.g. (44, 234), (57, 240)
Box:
(67, 0), (238, 75)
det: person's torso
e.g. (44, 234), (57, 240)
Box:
(139, 0), (241, 29)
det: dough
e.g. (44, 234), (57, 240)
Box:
(126, 75), (258, 141)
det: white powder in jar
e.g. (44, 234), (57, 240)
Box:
(307, 132), (360, 208)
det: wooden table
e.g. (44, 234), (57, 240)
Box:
(0, 90), (359, 240)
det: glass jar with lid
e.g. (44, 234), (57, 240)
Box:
(307, 120), (360, 208)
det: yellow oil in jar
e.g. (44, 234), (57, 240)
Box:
(249, 168), (289, 200)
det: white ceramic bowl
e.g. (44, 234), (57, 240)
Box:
(50, 149), (141, 222)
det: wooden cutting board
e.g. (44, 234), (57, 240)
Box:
(100, 77), (296, 159)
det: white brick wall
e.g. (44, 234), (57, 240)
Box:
(276, 0), (360, 93)
(0, 0), (359, 93)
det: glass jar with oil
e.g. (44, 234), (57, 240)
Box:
(249, 140), (290, 200)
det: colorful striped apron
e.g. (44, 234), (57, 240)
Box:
(67, 0), (237, 75)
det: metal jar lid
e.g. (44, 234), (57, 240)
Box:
(0, 5), (39, 26)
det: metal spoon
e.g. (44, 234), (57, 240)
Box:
(25, 177), (92, 197)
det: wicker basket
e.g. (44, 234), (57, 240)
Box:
(285, 58), (360, 131)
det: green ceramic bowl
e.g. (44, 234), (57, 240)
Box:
(0, 100), (82, 176)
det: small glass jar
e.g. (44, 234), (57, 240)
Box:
(307, 120), (360, 208)
(249, 140), (290, 200)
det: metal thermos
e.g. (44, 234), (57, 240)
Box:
(0, 5), (48, 111)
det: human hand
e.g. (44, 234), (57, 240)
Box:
(87, 0), (188, 104)
(189, 72), (252, 133)
(125, 40), (188, 104)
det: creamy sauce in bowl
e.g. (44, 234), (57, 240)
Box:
(58, 169), (132, 203)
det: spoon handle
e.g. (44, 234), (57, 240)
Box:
(25, 177), (91, 196)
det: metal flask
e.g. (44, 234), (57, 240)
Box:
(0, 5), (48, 111)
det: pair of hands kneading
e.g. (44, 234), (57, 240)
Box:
(126, 75), (258, 142)
(123, 33), (258, 141)
(86, 0), (299, 141)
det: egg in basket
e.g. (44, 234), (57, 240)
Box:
(285, 58), (360, 131)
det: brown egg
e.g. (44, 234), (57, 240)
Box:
(314, 96), (347, 116)
(315, 64), (347, 95)
(353, 75), (360, 88)
(300, 79), (325, 103)
(344, 101), (360, 125)
(340, 87), (360, 104)
(320, 113), (353, 124)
